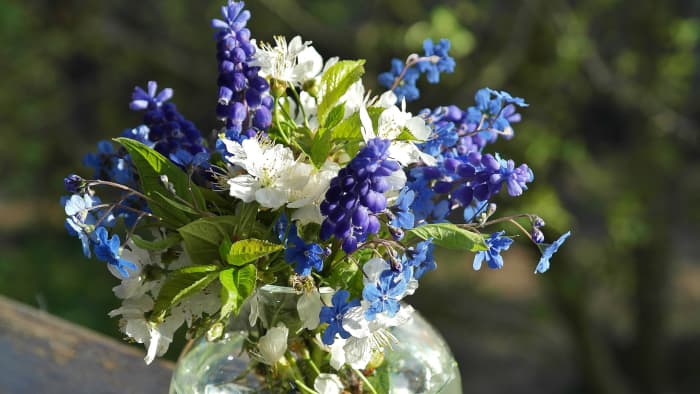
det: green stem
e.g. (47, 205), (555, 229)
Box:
(353, 368), (378, 394)
(294, 379), (319, 394)
(288, 82), (311, 129)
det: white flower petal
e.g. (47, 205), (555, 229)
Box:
(359, 105), (375, 142)
(228, 175), (258, 202)
(255, 187), (288, 209)
(342, 304), (372, 338)
(297, 289), (323, 330)
(314, 373), (344, 394)
(258, 324), (289, 365)
(294, 46), (323, 82)
(385, 170), (407, 191)
(329, 338), (347, 370)
(343, 336), (373, 370)
(362, 258), (390, 285)
(377, 91), (398, 108)
(405, 116), (431, 140)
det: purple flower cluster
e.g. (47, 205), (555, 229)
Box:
(129, 81), (208, 163)
(212, 1), (272, 140)
(403, 88), (532, 225)
(320, 139), (400, 253)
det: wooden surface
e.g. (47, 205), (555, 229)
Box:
(0, 295), (174, 394)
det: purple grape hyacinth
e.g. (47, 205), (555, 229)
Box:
(212, 0), (272, 137)
(320, 138), (400, 253)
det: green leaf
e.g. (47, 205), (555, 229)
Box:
(317, 60), (365, 125)
(219, 265), (257, 318)
(323, 104), (345, 129)
(326, 259), (358, 289)
(115, 138), (205, 226)
(331, 112), (362, 141)
(178, 216), (239, 265)
(224, 238), (283, 266)
(407, 223), (488, 252)
(309, 127), (333, 168)
(331, 107), (385, 141)
(131, 233), (182, 251)
(153, 191), (200, 215)
(365, 360), (390, 394)
(151, 265), (220, 322)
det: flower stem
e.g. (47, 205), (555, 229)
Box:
(353, 368), (379, 394)
(293, 379), (318, 394)
(389, 55), (439, 91)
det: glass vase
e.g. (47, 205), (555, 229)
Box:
(170, 285), (462, 393)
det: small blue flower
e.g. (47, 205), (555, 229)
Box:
(363, 270), (408, 321)
(403, 239), (436, 280)
(473, 231), (513, 270)
(62, 194), (99, 257)
(319, 290), (360, 345)
(487, 88), (528, 108)
(122, 125), (152, 147)
(378, 58), (420, 102)
(284, 224), (326, 276)
(417, 38), (455, 84)
(93, 227), (137, 278)
(390, 187), (415, 230)
(535, 231), (571, 274)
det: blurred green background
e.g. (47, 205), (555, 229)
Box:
(1, 0), (699, 392)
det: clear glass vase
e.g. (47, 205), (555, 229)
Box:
(170, 285), (462, 393)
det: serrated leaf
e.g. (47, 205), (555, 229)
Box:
(178, 216), (239, 265)
(225, 238), (283, 266)
(324, 104), (345, 129)
(131, 233), (182, 251)
(310, 127), (333, 168)
(331, 107), (385, 141)
(317, 60), (365, 125)
(151, 265), (220, 322)
(219, 265), (257, 318)
(407, 223), (488, 252)
(115, 138), (204, 226)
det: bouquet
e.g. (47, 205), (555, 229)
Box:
(61, 1), (570, 392)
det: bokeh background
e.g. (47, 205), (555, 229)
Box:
(1, 0), (699, 393)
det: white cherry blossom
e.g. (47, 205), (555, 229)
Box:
(252, 36), (323, 85)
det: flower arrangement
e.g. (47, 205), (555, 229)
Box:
(61, 1), (570, 392)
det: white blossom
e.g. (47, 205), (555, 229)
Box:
(110, 241), (162, 299)
(359, 102), (436, 167)
(252, 36), (323, 85)
(287, 160), (340, 224)
(314, 373), (344, 394)
(108, 295), (184, 364)
(222, 138), (299, 209)
(257, 324), (289, 365)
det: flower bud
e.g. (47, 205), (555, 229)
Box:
(63, 174), (84, 193)
(533, 217), (546, 228)
(532, 228), (545, 244)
